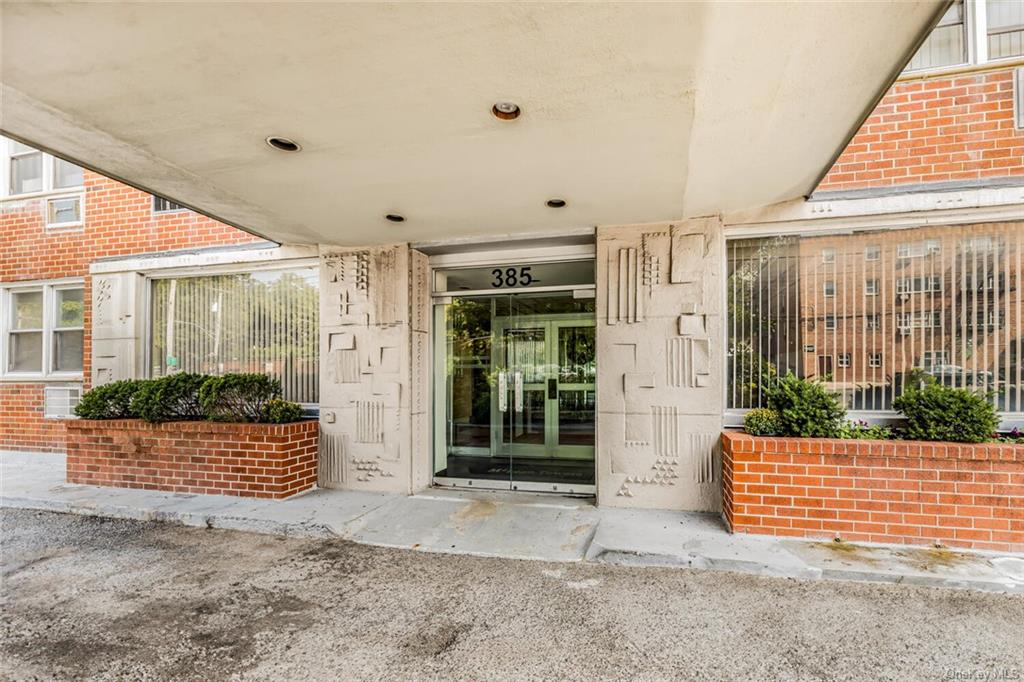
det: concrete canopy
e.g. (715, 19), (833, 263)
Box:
(1, 2), (945, 246)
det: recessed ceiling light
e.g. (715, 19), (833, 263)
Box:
(546, 198), (567, 208)
(265, 136), (301, 152)
(491, 102), (521, 121)
(385, 214), (405, 223)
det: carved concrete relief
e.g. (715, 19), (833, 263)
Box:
(409, 250), (432, 491)
(91, 272), (144, 386)
(318, 243), (430, 493)
(597, 218), (724, 512)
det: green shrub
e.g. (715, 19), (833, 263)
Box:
(766, 372), (846, 438)
(262, 398), (304, 424)
(893, 383), (998, 443)
(743, 408), (781, 436)
(199, 373), (282, 422)
(73, 379), (149, 419)
(133, 373), (207, 423)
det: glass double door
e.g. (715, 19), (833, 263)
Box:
(434, 290), (596, 492)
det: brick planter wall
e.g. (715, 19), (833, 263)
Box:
(66, 419), (319, 499)
(721, 431), (1024, 553)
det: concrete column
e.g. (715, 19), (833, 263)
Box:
(317, 243), (431, 494)
(90, 272), (145, 385)
(595, 217), (725, 511)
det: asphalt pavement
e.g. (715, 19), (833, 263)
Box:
(2, 509), (1022, 681)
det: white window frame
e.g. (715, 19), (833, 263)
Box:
(1, 137), (85, 230)
(902, 0), (1024, 77)
(868, 352), (883, 368)
(0, 278), (85, 381)
(897, 276), (943, 294)
(823, 280), (836, 298)
(897, 239), (942, 260)
(897, 310), (942, 329)
(837, 353), (852, 368)
(865, 278), (879, 296)
(152, 195), (187, 215)
(824, 315), (837, 331)
(821, 248), (836, 264)
(921, 350), (950, 368)
(864, 245), (881, 261)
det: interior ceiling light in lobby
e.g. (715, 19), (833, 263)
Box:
(0, 2), (947, 246)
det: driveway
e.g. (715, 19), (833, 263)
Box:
(2, 509), (1022, 681)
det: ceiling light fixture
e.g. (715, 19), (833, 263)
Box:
(491, 102), (521, 121)
(546, 198), (567, 208)
(265, 136), (301, 152)
(385, 214), (405, 223)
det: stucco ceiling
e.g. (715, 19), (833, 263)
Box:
(0, 2), (945, 246)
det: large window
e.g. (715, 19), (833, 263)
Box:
(987, 0), (1024, 60)
(904, 0), (1024, 74)
(727, 224), (1023, 416)
(2, 137), (85, 228)
(149, 266), (319, 404)
(906, 0), (967, 72)
(1, 282), (85, 376)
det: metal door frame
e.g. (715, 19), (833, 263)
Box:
(493, 312), (596, 461)
(428, 258), (598, 491)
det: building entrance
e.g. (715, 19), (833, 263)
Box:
(432, 265), (596, 493)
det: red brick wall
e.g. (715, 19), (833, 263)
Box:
(0, 384), (68, 452)
(1, 170), (265, 452)
(66, 419), (318, 499)
(0, 172), (262, 282)
(721, 431), (1024, 553)
(818, 67), (1024, 192)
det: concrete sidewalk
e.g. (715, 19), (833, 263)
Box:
(3, 451), (1023, 593)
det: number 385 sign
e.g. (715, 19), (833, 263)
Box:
(491, 266), (534, 288)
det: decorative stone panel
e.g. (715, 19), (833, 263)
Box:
(91, 272), (145, 386)
(596, 217), (724, 511)
(317, 243), (430, 494)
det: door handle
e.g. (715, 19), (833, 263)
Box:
(498, 371), (507, 413)
(547, 378), (557, 400)
(514, 372), (524, 412)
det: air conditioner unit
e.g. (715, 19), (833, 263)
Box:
(44, 385), (81, 419)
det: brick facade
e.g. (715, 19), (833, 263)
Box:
(66, 419), (319, 499)
(796, 222), (1021, 391)
(0, 384), (71, 452)
(721, 431), (1024, 553)
(1, 169), (264, 452)
(818, 67), (1024, 192)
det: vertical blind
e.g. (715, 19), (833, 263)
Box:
(905, 0), (966, 71)
(727, 224), (1023, 416)
(987, 0), (1024, 60)
(150, 267), (319, 404)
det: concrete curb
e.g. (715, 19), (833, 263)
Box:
(588, 544), (1023, 593)
(6, 494), (1022, 594)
